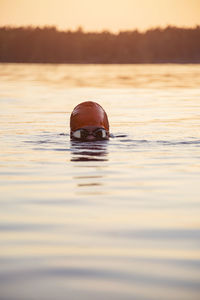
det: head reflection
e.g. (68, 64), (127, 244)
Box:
(70, 140), (108, 162)
(70, 140), (108, 195)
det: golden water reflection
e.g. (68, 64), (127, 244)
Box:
(1, 64), (200, 300)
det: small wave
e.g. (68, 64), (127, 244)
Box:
(117, 76), (131, 80)
(112, 135), (200, 146)
(157, 140), (200, 146)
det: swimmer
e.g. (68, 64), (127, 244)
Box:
(70, 101), (109, 141)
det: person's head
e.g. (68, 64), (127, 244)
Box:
(70, 101), (109, 141)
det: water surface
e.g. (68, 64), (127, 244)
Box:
(0, 63), (200, 300)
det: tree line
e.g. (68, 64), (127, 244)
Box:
(0, 25), (200, 63)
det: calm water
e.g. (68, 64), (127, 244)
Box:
(0, 63), (200, 300)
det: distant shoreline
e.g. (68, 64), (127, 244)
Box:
(1, 26), (200, 64)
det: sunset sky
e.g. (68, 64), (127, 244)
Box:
(0, 0), (200, 32)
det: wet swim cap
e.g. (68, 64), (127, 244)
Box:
(70, 101), (109, 132)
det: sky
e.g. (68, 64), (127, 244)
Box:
(0, 0), (200, 32)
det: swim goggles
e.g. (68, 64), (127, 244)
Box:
(71, 128), (108, 140)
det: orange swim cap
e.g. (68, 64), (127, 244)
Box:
(70, 101), (109, 132)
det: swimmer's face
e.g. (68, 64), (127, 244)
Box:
(71, 126), (109, 141)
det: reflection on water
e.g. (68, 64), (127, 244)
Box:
(1, 63), (200, 89)
(70, 140), (108, 196)
(0, 64), (200, 300)
(70, 140), (108, 162)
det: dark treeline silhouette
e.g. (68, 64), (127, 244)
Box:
(0, 26), (200, 63)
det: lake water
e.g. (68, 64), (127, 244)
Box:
(0, 63), (200, 300)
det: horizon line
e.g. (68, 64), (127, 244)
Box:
(1, 24), (200, 34)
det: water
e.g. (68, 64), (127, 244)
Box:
(0, 63), (200, 300)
